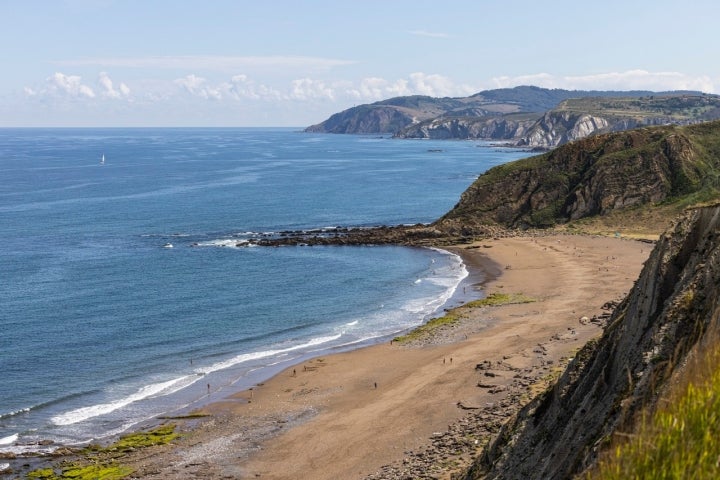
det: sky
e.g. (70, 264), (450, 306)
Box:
(2, 0), (719, 127)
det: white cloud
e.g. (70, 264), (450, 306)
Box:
(408, 30), (450, 38)
(174, 74), (207, 94)
(172, 74), (339, 103)
(173, 74), (221, 100)
(21, 68), (717, 128)
(98, 72), (130, 98)
(345, 73), (476, 101)
(351, 77), (396, 100)
(24, 72), (135, 101)
(407, 72), (466, 97)
(490, 70), (715, 93)
(44, 72), (96, 98)
(223, 75), (283, 101)
(173, 74), (283, 101)
(290, 78), (336, 101)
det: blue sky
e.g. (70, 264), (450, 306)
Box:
(2, 0), (719, 127)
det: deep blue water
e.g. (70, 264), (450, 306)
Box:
(0, 128), (527, 451)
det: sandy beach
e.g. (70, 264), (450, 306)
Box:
(121, 234), (651, 479)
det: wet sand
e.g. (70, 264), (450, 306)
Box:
(122, 234), (651, 479)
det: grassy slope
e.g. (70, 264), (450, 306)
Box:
(590, 329), (720, 479)
(558, 95), (720, 122)
(444, 120), (720, 238)
(573, 120), (720, 237)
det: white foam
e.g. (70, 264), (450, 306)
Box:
(0, 407), (30, 419)
(0, 463), (10, 472)
(194, 238), (249, 248)
(0, 434), (18, 446)
(200, 334), (342, 375)
(402, 248), (468, 318)
(345, 320), (359, 326)
(51, 375), (198, 426)
(0, 444), (57, 456)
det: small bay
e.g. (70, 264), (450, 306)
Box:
(0, 128), (527, 449)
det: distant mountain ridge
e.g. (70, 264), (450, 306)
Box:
(306, 86), (720, 149)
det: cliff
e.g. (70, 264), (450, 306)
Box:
(304, 95), (462, 134)
(515, 95), (720, 149)
(515, 111), (610, 148)
(393, 114), (539, 140)
(305, 86), (686, 136)
(464, 202), (720, 479)
(436, 121), (720, 231)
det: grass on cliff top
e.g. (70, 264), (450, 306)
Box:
(589, 333), (720, 480)
(26, 424), (178, 479)
(393, 293), (535, 343)
(559, 95), (720, 120)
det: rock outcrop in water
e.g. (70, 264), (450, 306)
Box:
(463, 202), (720, 479)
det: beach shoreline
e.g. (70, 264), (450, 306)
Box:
(44, 233), (652, 479)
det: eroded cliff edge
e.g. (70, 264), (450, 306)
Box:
(463, 204), (720, 479)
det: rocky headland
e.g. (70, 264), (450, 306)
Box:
(306, 86), (720, 149)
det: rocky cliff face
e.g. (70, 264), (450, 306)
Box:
(304, 105), (420, 134)
(393, 116), (539, 140)
(516, 111), (610, 148)
(305, 87), (698, 136)
(464, 203), (720, 479)
(436, 123), (712, 230)
(513, 110), (696, 149)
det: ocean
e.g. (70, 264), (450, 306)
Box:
(0, 128), (527, 452)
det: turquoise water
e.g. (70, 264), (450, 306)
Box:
(0, 128), (527, 451)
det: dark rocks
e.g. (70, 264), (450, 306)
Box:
(365, 402), (513, 480)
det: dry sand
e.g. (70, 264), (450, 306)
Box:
(122, 234), (651, 479)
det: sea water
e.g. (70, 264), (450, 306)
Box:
(0, 128), (527, 451)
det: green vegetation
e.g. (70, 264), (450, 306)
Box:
(443, 120), (720, 233)
(559, 95), (720, 122)
(590, 338), (720, 479)
(158, 412), (209, 420)
(26, 424), (179, 480)
(393, 310), (463, 343)
(393, 293), (535, 343)
(106, 424), (178, 452)
(27, 464), (132, 480)
(465, 293), (536, 308)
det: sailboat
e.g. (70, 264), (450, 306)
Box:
(100, 154), (105, 165)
